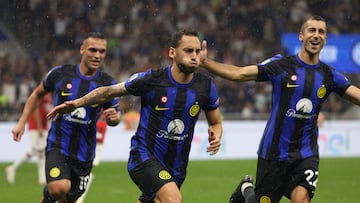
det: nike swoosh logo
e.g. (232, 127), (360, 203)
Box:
(61, 91), (72, 96)
(155, 105), (169, 111)
(286, 83), (299, 88)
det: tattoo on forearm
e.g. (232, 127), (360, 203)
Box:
(82, 87), (111, 106)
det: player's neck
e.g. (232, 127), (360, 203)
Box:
(171, 66), (194, 84)
(298, 51), (319, 65)
(79, 64), (99, 77)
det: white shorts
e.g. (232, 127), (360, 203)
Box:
(28, 130), (48, 151)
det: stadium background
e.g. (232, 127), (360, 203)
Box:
(0, 0), (360, 121)
(0, 1), (359, 202)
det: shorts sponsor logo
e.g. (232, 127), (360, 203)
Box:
(50, 167), (61, 178)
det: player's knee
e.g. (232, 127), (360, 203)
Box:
(156, 195), (182, 203)
(169, 194), (182, 203)
(157, 191), (182, 203)
(47, 180), (71, 199)
(290, 186), (310, 203)
(156, 182), (182, 203)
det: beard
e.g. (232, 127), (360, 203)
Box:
(177, 62), (197, 74)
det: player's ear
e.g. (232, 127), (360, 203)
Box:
(168, 47), (176, 59)
(80, 44), (85, 54)
(299, 32), (304, 42)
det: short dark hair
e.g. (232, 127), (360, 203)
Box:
(84, 32), (106, 41)
(170, 29), (199, 48)
(300, 15), (326, 32)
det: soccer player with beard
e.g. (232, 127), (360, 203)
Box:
(47, 29), (223, 203)
(12, 32), (121, 203)
(200, 15), (360, 203)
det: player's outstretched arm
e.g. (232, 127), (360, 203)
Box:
(343, 85), (360, 106)
(47, 82), (128, 120)
(200, 40), (258, 81)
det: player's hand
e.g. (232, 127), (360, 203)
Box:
(206, 129), (221, 155)
(46, 101), (77, 121)
(12, 122), (26, 142)
(199, 40), (208, 64)
(103, 108), (121, 126)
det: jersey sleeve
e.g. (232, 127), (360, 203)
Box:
(125, 70), (150, 96)
(43, 66), (63, 91)
(256, 54), (284, 82)
(332, 69), (351, 96)
(203, 79), (220, 110)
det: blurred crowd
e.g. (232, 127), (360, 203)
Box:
(0, 0), (359, 121)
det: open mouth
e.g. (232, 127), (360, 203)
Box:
(91, 60), (100, 65)
(310, 41), (320, 46)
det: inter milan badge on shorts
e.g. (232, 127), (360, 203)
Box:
(260, 196), (271, 203)
(50, 167), (61, 178)
(158, 170), (172, 180)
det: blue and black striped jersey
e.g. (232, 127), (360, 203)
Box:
(125, 66), (219, 184)
(43, 64), (119, 162)
(256, 54), (350, 161)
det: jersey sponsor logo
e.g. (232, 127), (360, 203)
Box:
(71, 107), (87, 119)
(286, 98), (315, 119)
(155, 105), (169, 111)
(61, 91), (72, 96)
(64, 107), (92, 124)
(296, 98), (313, 113)
(49, 167), (61, 178)
(156, 119), (188, 141)
(286, 82), (299, 88)
(168, 119), (184, 134)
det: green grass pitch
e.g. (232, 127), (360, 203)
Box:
(1, 158), (359, 202)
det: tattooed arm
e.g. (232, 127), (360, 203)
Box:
(47, 82), (128, 120)
(76, 82), (127, 107)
